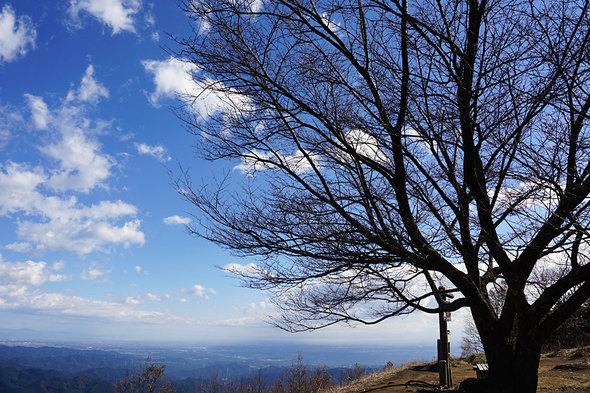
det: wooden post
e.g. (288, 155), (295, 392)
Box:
(439, 360), (448, 387)
(438, 286), (453, 388)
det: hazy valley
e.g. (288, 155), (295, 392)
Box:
(0, 341), (437, 392)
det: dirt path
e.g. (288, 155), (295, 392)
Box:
(327, 354), (590, 393)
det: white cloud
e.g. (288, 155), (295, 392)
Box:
(142, 57), (250, 120)
(251, 0), (264, 12)
(134, 265), (142, 273)
(0, 256), (66, 287)
(184, 284), (216, 299)
(321, 12), (340, 33)
(223, 262), (260, 276)
(0, 105), (23, 148)
(0, 67), (146, 255)
(338, 129), (389, 164)
(135, 142), (171, 162)
(25, 94), (49, 130)
(0, 287), (167, 321)
(0, 162), (144, 255)
(0, 254), (172, 323)
(144, 9), (155, 26)
(51, 261), (65, 271)
(43, 123), (113, 193)
(0, 162), (45, 216)
(234, 149), (319, 176)
(145, 292), (161, 301)
(38, 67), (113, 193)
(142, 57), (198, 104)
(123, 292), (162, 303)
(16, 218), (145, 255)
(66, 65), (109, 104)
(163, 215), (191, 226)
(81, 262), (110, 280)
(244, 301), (267, 314)
(214, 316), (258, 327)
(124, 295), (142, 305)
(0, 4), (36, 63)
(5, 242), (32, 253)
(69, 0), (141, 34)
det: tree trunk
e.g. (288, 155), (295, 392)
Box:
(485, 341), (541, 393)
(465, 325), (542, 393)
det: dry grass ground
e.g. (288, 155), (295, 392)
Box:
(324, 348), (590, 393)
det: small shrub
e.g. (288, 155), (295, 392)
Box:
(464, 352), (487, 365)
(344, 363), (366, 383)
(568, 346), (588, 360)
(269, 354), (332, 393)
(115, 357), (175, 393)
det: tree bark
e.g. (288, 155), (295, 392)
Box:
(474, 328), (542, 393)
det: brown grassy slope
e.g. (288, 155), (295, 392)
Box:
(324, 349), (590, 393)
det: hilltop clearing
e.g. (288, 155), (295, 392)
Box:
(326, 349), (590, 393)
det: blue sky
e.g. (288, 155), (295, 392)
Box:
(0, 0), (463, 346)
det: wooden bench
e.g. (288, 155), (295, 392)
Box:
(473, 363), (489, 379)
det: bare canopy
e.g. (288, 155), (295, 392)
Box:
(173, 0), (590, 391)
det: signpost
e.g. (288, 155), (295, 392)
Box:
(437, 286), (453, 388)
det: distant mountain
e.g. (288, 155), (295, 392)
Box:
(0, 366), (113, 393)
(0, 345), (140, 375)
(0, 342), (432, 392)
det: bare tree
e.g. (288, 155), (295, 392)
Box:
(268, 355), (332, 393)
(115, 358), (175, 393)
(173, 0), (590, 392)
(460, 316), (484, 357)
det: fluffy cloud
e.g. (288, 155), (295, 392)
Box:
(124, 292), (164, 304)
(81, 262), (110, 281)
(321, 12), (341, 33)
(0, 288), (167, 321)
(66, 65), (109, 104)
(142, 57), (198, 104)
(214, 316), (258, 327)
(27, 67), (113, 193)
(145, 292), (162, 301)
(0, 162), (144, 254)
(234, 149), (319, 176)
(0, 67), (145, 255)
(163, 215), (191, 226)
(338, 129), (389, 164)
(142, 57), (250, 120)
(184, 284), (216, 299)
(124, 295), (142, 305)
(0, 105), (23, 148)
(223, 262), (261, 277)
(0, 254), (168, 322)
(16, 216), (144, 255)
(0, 4), (36, 63)
(42, 115), (114, 193)
(135, 142), (171, 162)
(69, 0), (141, 34)
(244, 301), (268, 314)
(0, 162), (45, 216)
(5, 242), (32, 253)
(25, 94), (49, 130)
(0, 257), (66, 287)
